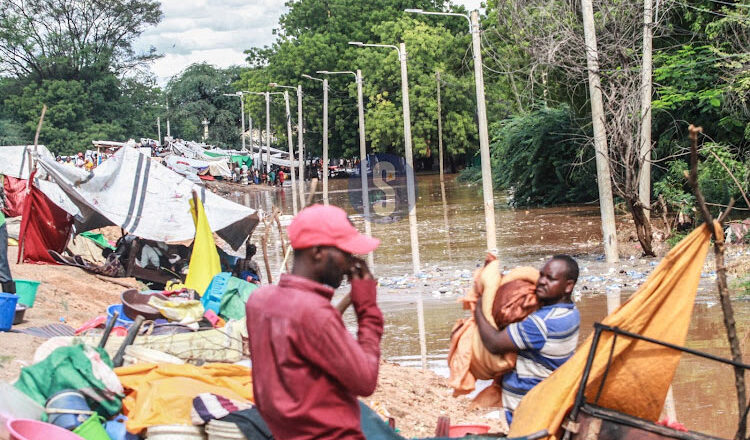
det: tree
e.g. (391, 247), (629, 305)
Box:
(237, 0), (476, 163)
(0, 0), (162, 81)
(166, 64), (246, 148)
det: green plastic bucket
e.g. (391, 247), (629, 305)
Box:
(72, 414), (109, 440)
(15, 279), (41, 308)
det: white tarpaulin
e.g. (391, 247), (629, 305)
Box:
(0, 145), (54, 179)
(37, 146), (258, 249)
(165, 155), (231, 178)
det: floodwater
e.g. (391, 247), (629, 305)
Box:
(236, 173), (749, 438)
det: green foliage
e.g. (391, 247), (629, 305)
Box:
(0, 0), (164, 154)
(0, 0), (162, 81)
(2, 75), (162, 155)
(166, 64), (244, 148)
(654, 143), (749, 220)
(461, 105), (597, 206)
(237, 0), (476, 163)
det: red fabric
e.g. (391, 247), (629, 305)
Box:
(18, 177), (73, 264)
(287, 204), (380, 254)
(2, 175), (28, 218)
(246, 274), (383, 440)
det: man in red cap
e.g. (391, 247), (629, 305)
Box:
(245, 204), (382, 439)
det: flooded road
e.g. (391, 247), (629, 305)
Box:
(235, 173), (750, 438)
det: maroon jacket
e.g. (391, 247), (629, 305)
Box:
(246, 274), (384, 439)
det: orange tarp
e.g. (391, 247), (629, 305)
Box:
(115, 363), (253, 433)
(448, 259), (539, 395)
(508, 222), (716, 439)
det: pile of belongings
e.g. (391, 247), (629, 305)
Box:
(447, 255), (540, 407)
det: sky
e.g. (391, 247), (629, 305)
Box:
(133, 0), (483, 85)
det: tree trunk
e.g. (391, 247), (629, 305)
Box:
(627, 196), (656, 256)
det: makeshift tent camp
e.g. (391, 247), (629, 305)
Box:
(37, 146), (258, 250)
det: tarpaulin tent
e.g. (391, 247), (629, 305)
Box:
(17, 171), (73, 264)
(165, 155), (231, 179)
(0, 145), (54, 179)
(37, 146), (258, 250)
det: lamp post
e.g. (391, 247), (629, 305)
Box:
(270, 82), (306, 209)
(282, 90), (299, 214)
(302, 73), (329, 205)
(406, 8), (498, 255)
(222, 91), (252, 150)
(349, 41), (421, 275)
(317, 70), (375, 270)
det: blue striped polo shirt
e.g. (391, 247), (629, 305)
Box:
(501, 302), (580, 424)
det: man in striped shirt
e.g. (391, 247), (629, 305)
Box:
(475, 255), (580, 425)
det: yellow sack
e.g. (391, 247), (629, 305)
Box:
(508, 222), (716, 439)
(116, 363), (253, 433)
(147, 296), (204, 324)
(184, 197), (221, 296)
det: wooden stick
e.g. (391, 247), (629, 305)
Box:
(686, 124), (747, 439)
(273, 207), (289, 272)
(95, 274), (136, 289)
(260, 213), (273, 284)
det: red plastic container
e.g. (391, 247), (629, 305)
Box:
(6, 418), (85, 440)
(449, 424), (491, 437)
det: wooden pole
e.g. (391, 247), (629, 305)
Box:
(581, 0), (619, 263)
(436, 71), (444, 185)
(261, 213), (273, 284)
(417, 293), (428, 370)
(638, 0), (654, 220)
(687, 125), (746, 439)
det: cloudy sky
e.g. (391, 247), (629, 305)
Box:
(133, 1), (483, 84)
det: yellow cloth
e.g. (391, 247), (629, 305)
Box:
(508, 222), (717, 439)
(184, 197), (221, 296)
(147, 296), (204, 324)
(115, 363), (253, 433)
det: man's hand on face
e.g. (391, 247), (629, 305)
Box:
(348, 257), (373, 281)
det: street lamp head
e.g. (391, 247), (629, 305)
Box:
(222, 92), (239, 97)
(404, 8), (424, 13)
(301, 74), (313, 79)
(316, 70), (330, 74)
(348, 41), (364, 46)
(268, 82), (279, 87)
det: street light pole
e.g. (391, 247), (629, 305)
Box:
(349, 41), (421, 274)
(297, 85), (305, 209)
(283, 90), (299, 214)
(265, 91), (271, 173)
(270, 82), (307, 208)
(317, 70), (375, 270)
(406, 8), (498, 255)
(302, 74), (329, 205)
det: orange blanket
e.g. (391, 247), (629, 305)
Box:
(508, 223), (716, 439)
(448, 257), (539, 396)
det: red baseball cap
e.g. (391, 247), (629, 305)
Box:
(287, 204), (380, 254)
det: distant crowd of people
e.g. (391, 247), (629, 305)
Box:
(55, 151), (104, 171)
(230, 163), (287, 187)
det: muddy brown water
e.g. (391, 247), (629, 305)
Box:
(232, 173), (749, 438)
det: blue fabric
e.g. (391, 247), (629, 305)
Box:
(502, 302), (580, 418)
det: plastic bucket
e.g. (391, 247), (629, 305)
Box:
(45, 390), (92, 430)
(448, 424), (491, 437)
(0, 293), (19, 332)
(106, 304), (134, 328)
(6, 418), (85, 440)
(72, 414), (109, 440)
(14, 280), (41, 308)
